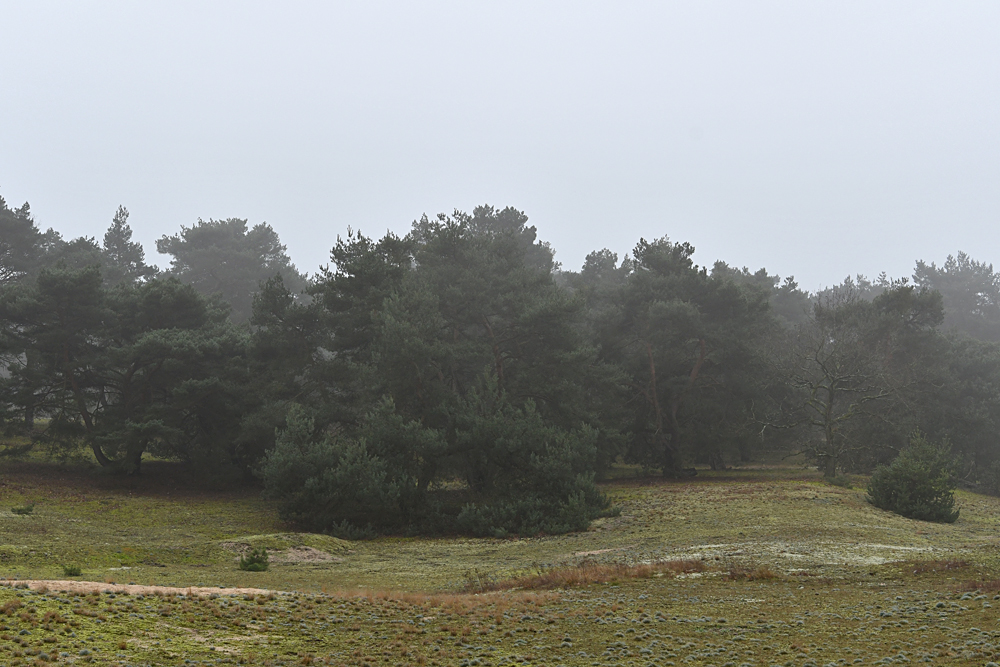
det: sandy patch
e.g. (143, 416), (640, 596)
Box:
(269, 545), (342, 564)
(634, 540), (946, 570)
(219, 541), (342, 565)
(0, 579), (274, 597)
(573, 544), (638, 557)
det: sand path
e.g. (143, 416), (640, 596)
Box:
(0, 579), (274, 597)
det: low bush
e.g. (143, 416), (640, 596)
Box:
(11, 503), (35, 516)
(866, 433), (959, 523)
(238, 547), (270, 572)
(827, 474), (852, 489)
(261, 396), (609, 538)
(62, 564), (82, 577)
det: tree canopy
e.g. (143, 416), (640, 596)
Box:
(157, 218), (307, 323)
(5, 191), (1000, 535)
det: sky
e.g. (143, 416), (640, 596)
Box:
(1, 1), (998, 292)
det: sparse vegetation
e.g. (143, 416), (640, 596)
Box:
(3, 461), (1000, 665)
(907, 558), (969, 575)
(464, 558), (709, 593)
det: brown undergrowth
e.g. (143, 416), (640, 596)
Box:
(904, 558), (970, 575)
(958, 577), (1000, 592)
(463, 558), (709, 592)
(723, 560), (779, 581)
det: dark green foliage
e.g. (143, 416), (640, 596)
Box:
(256, 207), (613, 536)
(866, 434), (959, 523)
(710, 261), (811, 327)
(259, 404), (402, 534)
(10, 503), (34, 516)
(0, 265), (249, 473)
(238, 547), (270, 572)
(827, 475), (853, 489)
(914, 252), (1000, 341)
(571, 237), (777, 476)
(62, 564), (82, 576)
(0, 195), (41, 286)
(157, 217), (307, 323)
(452, 384), (609, 537)
(101, 206), (157, 287)
(13, 192), (1000, 537)
(260, 394), (610, 537)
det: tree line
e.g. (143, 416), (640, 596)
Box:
(3, 195), (1000, 536)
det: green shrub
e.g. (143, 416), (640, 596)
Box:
(238, 547), (270, 572)
(259, 405), (403, 535)
(261, 392), (609, 537)
(62, 564), (82, 577)
(827, 474), (853, 489)
(452, 394), (609, 537)
(866, 434), (959, 523)
(10, 503), (34, 516)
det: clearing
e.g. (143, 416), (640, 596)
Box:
(3, 461), (1000, 666)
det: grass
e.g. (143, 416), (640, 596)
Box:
(5, 457), (1000, 664)
(463, 558), (709, 592)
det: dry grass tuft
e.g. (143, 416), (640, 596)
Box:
(724, 561), (779, 581)
(958, 578), (1000, 592)
(464, 558), (708, 592)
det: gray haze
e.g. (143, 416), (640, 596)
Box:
(1, 1), (998, 291)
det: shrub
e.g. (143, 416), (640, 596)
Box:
(238, 547), (270, 572)
(259, 404), (403, 535)
(261, 394), (609, 537)
(452, 388), (609, 537)
(11, 503), (35, 516)
(62, 565), (82, 577)
(866, 433), (959, 523)
(827, 474), (852, 489)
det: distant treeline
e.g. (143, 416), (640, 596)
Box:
(3, 196), (1000, 537)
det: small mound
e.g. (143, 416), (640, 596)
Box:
(219, 532), (350, 565)
(269, 545), (343, 564)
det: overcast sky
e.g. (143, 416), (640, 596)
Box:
(1, 1), (998, 291)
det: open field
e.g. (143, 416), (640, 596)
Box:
(4, 461), (1000, 666)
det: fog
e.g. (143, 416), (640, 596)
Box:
(1, 1), (998, 290)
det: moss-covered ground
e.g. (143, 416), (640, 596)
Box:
(4, 460), (1000, 666)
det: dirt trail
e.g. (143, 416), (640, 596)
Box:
(0, 579), (274, 597)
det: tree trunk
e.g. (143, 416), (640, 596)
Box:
(662, 402), (683, 477)
(822, 454), (837, 478)
(709, 450), (726, 471)
(89, 441), (113, 467)
(23, 350), (36, 429)
(124, 442), (144, 475)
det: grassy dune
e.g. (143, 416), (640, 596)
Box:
(3, 461), (1000, 666)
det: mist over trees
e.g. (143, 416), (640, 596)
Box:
(3, 193), (1000, 535)
(157, 218), (307, 323)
